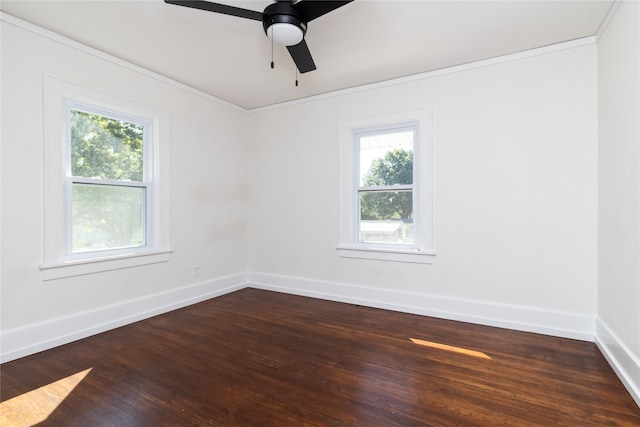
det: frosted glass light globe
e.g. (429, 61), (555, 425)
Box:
(267, 23), (304, 46)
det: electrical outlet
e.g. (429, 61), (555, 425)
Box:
(192, 265), (200, 277)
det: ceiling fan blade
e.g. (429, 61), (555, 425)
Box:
(287, 39), (316, 73)
(293, 0), (353, 22)
(164, 0), (263, 21)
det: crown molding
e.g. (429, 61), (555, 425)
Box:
(595, 0), (623, 41)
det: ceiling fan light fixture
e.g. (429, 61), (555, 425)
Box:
(267, 22), (304, 46)
(165, 0), (355, 74)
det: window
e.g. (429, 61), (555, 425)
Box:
(338, 110), (434, 263)
(66, 104), (150, 256)
(42, 76), (171, 280)
(357, 126), (416, 246)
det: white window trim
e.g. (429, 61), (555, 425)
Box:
(41, 75), (172, 280)
(338, 109), (434, 264)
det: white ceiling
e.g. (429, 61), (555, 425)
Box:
(1, 0), (614, 109)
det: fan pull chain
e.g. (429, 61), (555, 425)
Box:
(295, 66), (299, 87)
(270, 31), (274, 69)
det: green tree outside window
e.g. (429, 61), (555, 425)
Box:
(360, 148), (413, 221)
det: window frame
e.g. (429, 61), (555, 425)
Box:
(64, 100), (154, 259)
(41, 76), (172, 280)
(338, 109), (434, 264)
(354, 123), (418, 249)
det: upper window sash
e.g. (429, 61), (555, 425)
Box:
(63, 99), (154, 182)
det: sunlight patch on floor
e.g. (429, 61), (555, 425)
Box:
(0, 368), (92, 427)
(410, 338), (492, 360)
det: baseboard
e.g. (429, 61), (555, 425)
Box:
(0, 273), (247, 363)
(1, 271), (596, 362)
(248, 272), (595, 341)
(596, 319), (640, 408)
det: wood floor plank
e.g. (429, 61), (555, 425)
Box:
(1, 288), (639, 426)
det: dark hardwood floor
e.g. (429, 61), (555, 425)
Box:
(1, 288), (639, 426)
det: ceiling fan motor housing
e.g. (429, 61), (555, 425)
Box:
(263, 2), (307, 45)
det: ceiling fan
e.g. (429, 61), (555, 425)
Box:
(165, 0), (353, 74)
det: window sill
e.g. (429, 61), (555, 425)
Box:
(337, 246), (435, 264)
(40, 249), (173, 281)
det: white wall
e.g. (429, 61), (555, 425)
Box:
(596, 0), (640, 406)
(0, 18), (249, 361)
(247, 44), (599, 339)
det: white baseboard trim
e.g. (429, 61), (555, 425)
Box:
(248, 272), (595, 342)
(0, 273), (247, 363)
(595, 319), (640, 408)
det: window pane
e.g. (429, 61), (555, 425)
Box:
(359, 130), (414, 186)
(72, 183), (146, 252)
(70, 110), (144, 181)
(359, 190), (413, 244)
